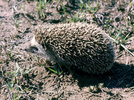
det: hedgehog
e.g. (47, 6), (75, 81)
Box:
(26, 22), (115, 74)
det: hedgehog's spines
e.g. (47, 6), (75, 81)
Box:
(33, 22), (115, 74)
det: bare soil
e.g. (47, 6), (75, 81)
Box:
(0, 0), (134, 100)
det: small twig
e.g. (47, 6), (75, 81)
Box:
(108, 36), (134, 57)
(120, 44), (134, 57)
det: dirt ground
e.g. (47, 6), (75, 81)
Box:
(0, 0), (134, 100)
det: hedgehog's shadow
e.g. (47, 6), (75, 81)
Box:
(71, 62), (134, 89)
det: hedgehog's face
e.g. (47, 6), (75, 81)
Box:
(25, 36), (46, 56)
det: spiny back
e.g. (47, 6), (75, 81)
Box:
(34, 23), (115, 74)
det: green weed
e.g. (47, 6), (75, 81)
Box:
(4, 63), (34, 100)
(68, 13), (85, 22)
(6, 51), (15, 60)
(87, 2), (99, 14)
(79, 1), (85, 12)
(14, 18), (21, 28)
(125, 19), (134, 28)
(56, 0), (59, 3)
(112, 25), (133, 45)
(37, 0), (50, 19)
(46, 65), (63, 76)
(21, 4), (25, 11)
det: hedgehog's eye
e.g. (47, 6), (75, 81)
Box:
(30, 46), (38, 53)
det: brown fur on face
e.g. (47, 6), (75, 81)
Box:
(28, 22), (115, 74)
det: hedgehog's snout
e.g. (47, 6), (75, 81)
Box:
(25, 35), (42, 54)
(24, 37), (54, 62)
(25, 46), (39, 54)
(30, 46), (39, 53)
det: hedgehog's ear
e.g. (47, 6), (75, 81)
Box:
(31, 36), (36, 46)
(30, 35), (39, 46)
(25, 36), (38, 52)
